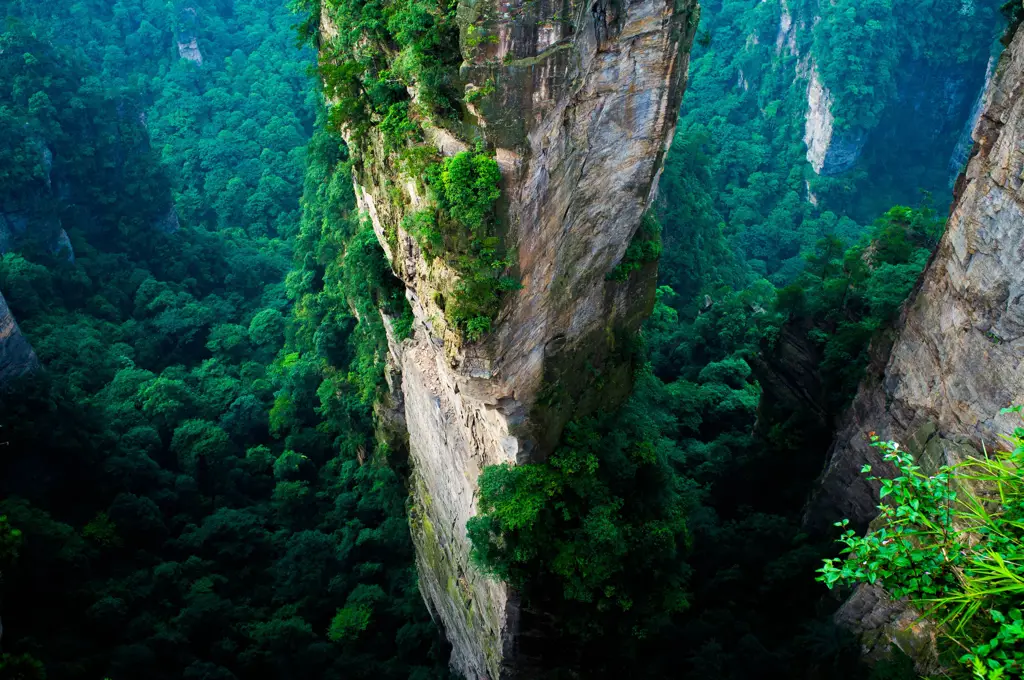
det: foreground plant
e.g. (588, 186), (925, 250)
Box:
(818, 412), (1024, 679)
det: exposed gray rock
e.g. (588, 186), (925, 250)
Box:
(177, 38), (203, 64)
(177, 7), (203, 65)
(803, 61), (867, 176)
(834, 585), (939, 674)
(950, 55), (996, 180)
(776, 0), (798, 56)
(154, 205), (181, 234)
(54, 228), (74, 263)
(0, 292), (38, 385)
(39, 143), (53, 190)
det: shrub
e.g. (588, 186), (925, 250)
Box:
(818, 414), (1024, 679)
(413, 147), (517, 342)
(607, 213), (663, 282)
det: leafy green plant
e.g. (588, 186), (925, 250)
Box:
(607, 213), (663, 282)
(0, 514), (22, 563)
(818, 416), (1024, 679)
(468, 372), (692, 648)
(407, 146), (517, 342)
(327, 603), (372, 641)
(775, 205), (941, 412)
(379, 101), (422, 152)
(429, 147), (502, 230)
(315, 0), (461, 140)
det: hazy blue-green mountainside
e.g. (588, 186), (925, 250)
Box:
(0, 0), (1012, 678)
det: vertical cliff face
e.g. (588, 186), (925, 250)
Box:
(802, 61), (866, 176)
(808, 23), (1024, 667)
(950, 55), (997, 179)
(319, 0), (697, 675)
(0, 293), (37, 385)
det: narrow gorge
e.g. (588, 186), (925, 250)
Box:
(806, 19), (1024, 670)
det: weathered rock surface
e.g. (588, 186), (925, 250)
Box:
(177, 7), (203, 65)
(810, 23), (1024, 671)
(321, 0), (696, 674)
(833, 584), (940, 673)
(0, 293), (38, 385)
(751, 320), (827, 431)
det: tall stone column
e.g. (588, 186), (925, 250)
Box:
(320, 0), (698, 674)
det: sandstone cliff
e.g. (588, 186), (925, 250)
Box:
(319, 0), (697, 675)
(810, 21), (1024, 668)
(802, 59), (866, 176)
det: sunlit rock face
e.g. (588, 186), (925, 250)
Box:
(320, 0), (698, 674)
(810, 24), (1024, 673)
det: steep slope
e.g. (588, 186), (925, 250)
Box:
(808, 19), (1024, 665)
(664, 0), (1002, 290)
(317, 0), (697, 675)
(812, 23), (1024, 528)
(787, 0), (1000, 177)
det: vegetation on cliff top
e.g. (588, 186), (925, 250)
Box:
(411, 147), (517, 340)
(302, 0), (515, 343)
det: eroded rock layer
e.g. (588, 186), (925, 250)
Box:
(321, 0), (697, 675)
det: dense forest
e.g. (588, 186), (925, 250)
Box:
(0, 0), (1016, 679)
(0, 2), (447, 678)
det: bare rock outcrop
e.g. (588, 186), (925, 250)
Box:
(176, 7), (203, 65)
(0, 293), (38, 385)
(320, 0), (697, 675)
